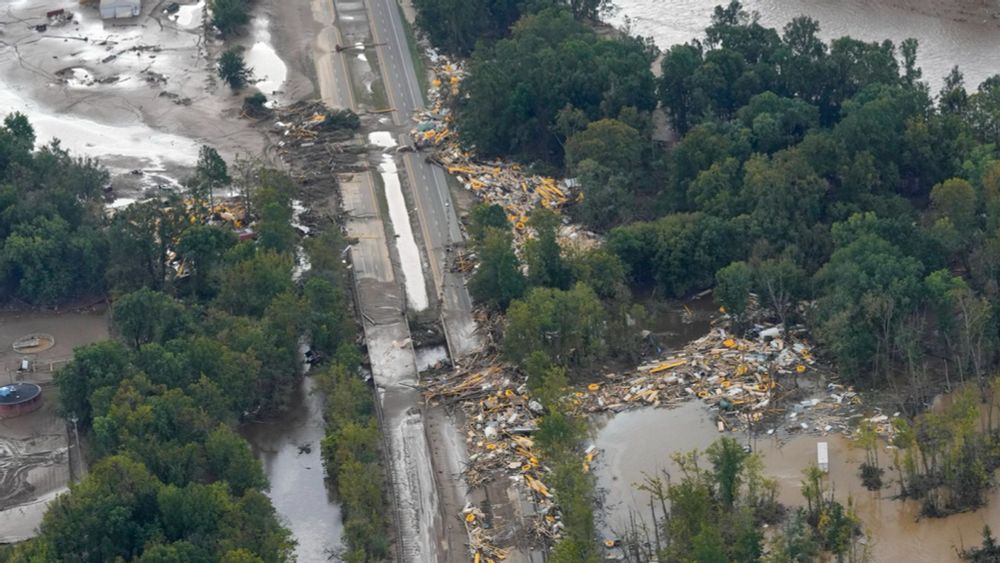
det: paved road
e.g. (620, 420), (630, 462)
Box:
(368, 0), (481, 358)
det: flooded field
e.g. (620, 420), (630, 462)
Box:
(0, 309), (108, 543)
(612, 0), (1000, 90)
(593, 399), (1000, 561)
(242, 376), (345, 561)
(0, 307), (110, 382)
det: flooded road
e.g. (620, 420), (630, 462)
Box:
(611, 0), (1000, 90)
(242, 376), (344, 562)
(593, 401), (1000, 561)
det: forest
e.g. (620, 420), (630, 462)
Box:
(444, 0), (1000, 399)
(0, 114), (366, 561)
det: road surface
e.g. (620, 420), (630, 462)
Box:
(368, 0), (481, 359)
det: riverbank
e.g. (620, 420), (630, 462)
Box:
(610, 0), (1000, 90)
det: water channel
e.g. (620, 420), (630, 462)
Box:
(241, 376), (344, 562)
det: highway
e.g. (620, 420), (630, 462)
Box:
(367, 0), (481, 358)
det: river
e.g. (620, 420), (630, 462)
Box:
(610, 0), (1000, 91)
(241, 376), (344, 562)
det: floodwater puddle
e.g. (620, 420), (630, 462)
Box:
(0, 83), (198, 168)
(368, 131), (429, 312)
(241, 376), (344, 561)
(246, 17), (288, 97)
(593, 399), (1000, 561)
(172, 1), (205, 29)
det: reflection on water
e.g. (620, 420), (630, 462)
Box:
(593, 401), (1000, 562)
(611, 0), (1000, 90)
(242, 376), (344, 561)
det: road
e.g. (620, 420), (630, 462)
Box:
(367, 0), (481, 359)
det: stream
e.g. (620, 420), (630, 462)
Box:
(241, 376), (344, 562)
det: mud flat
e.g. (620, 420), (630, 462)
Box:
(0, 0), (271, 199)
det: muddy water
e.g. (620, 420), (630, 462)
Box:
(241, 376), (344, 561)
(593, 402), (1000, 561)
(611, 0), (1000, 90)
(246, 16), (289, 98)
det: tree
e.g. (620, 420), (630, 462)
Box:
(55, 340), (133, 424)
(751, 256), (806, 329)
(210, 0), (250, 35)
(930, 178), (977, 237)
(177, 224), (236, 298)
(658, 43), (704, 133)
(504, 283), (606, 367)
(457, 8), (655, 164)
(113, 288), (189, 349)
(814, 232), (924, 381)
(468, 203), (509, 242)
(469, 227), (526, 310)
(715, 261), (752, 323)
(218, 48), (252, 90)
(565, 119), (644, 174)
(525, 209), (572, 289)
(572, 160), (634, 231)
(204, 425), (267, 495)
(192, 146), (230, 206)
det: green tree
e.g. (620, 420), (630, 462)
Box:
(113, 288), (189, 349)
(715, 261), (753, 323)
(457, 7), (655, 164)
(504, 283), (606, 367)
(525, 209), (571, 289)
(565, 118), (644, 174)
(209, 0), (250, 35)
(469, 227), (526, 310)
(218, 48), (252, 89)
(468, 203), (509, 242)
(930, 178), (977, 237)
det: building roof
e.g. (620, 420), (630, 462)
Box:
(100, 0), (141, 7)
(0, 383), (41, 405)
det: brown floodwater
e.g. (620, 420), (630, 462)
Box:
(241, 375), (344, 561)
(593, 401), (1000, 561)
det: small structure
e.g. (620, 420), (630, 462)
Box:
(100, 0), (141, 19)
(817, 441), (829, 473)
(0, 383), (43, 418)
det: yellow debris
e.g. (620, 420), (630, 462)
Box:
(649, 358), (688, 374)
(587, 383), (601, 392)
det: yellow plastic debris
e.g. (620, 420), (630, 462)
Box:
(587, 383), (601, 392)
(723, 338), (736, 348)
(650, 358), (688, 374)
(466, 513), (477, 523)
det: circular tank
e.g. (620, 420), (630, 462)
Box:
(0, 383), (42, 418)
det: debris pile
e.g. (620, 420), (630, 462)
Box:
(272, 102), (368, 180)
(412, 53), (592, 248)
(424, 366), (568, 545)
